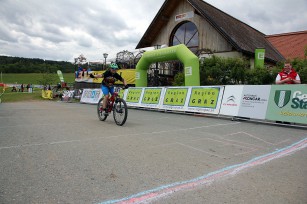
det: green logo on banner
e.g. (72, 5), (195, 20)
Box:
(163, 88), (188, 106)
(189, 87), (219, 108)
(142, 88), (162, 104)
(266, 85), (307, 124)
(274, 90), (291, 108)
(126, 88), (142, 103)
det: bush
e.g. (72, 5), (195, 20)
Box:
(172, 57), (307, 86)
(246, 66), (276, 85)
(200, 56), (249, 85)
(172, 72), (185, 86)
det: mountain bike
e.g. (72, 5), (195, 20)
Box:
(97, 87), (128, 126)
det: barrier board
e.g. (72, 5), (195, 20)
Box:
(78, 85), (307, 125)
(125, 88), (144, 107)
(139, 87), (164, 109)
(238, 85), (271, 119)
(80, 89), (103, 104)
(161, 87), (190, 111)
(186, 86), (224, 114)
(219, 85), (243, 116)
(266, 85), (307, 124)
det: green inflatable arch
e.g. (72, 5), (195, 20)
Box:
(135, 44), (200, 87)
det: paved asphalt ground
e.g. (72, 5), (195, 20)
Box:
(0, 101), (306, 204)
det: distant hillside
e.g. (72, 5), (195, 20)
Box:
(0, 56), (75, 73)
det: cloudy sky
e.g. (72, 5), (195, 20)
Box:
(1, 0), (306, 62)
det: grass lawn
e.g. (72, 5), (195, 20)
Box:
(0, 73), (77, 103)
(1, 73), (76, 84)
(0, 87), (81, 103)
(0, 87), (47, 103)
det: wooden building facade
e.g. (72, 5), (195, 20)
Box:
(136, 0), (284, 70)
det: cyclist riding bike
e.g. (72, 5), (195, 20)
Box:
(90, 63), (128, 116)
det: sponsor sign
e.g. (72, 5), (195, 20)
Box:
(185, 67), (192, 76)
(80, 89), (103, 104)
(266, 85), (307, 124)
(219, 85), (243, 116)
(57, 70), (65, 83)
(125, 88), (143, 107)
(187, 86), (224, 114)
(175, 11), (194, 21)
(75, 70), (136, 85)
(161, 87), (189, 111)
(140, 88), (163, 109)
(135, 72), (140, 80)
(238, 85), (270, 119)
(255, 48), (265, 68)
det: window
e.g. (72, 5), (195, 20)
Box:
(170, 21), (199, 53)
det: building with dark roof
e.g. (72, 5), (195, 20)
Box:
(136, 0), (285, 69)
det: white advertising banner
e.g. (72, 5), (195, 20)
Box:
(80, 89), (103, 104)
(219, 85), (244, 116)
(238, 85), (271, 119)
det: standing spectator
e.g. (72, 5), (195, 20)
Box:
(276, 61), (301, 84)
(21, 84), (24, 92)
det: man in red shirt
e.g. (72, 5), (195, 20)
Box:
(276, 61), (301, 84)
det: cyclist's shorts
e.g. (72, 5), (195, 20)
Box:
(101, 85), (114, 96)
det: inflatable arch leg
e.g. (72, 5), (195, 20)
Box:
(135, 44), (200, 87)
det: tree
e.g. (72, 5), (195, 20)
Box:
(36, 72), (57, 86)
(200, 56), (249, 85)
(173, 56), (283, 86)
(246, 66), (276, 85)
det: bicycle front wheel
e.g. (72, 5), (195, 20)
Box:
(113, 98), (128, 126)
(97, 97), (108, 121)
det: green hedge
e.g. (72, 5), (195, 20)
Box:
(173, 56), (307, 86)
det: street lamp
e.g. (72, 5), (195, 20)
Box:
(154, 45), (161, 86)
(103, 53), (108, 70)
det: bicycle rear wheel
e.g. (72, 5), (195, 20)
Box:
(113, 98), (128, 126)
(97, 97), (108, 121)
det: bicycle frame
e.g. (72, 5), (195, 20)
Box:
(97, 86), (128, 126)
(106, 92), (119, 113)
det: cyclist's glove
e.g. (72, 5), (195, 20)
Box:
(124, 85), (129, 89)
(89, 73), (95, 78)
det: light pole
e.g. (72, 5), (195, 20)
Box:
(154, 45), (161, 86)
(74, 58), (78, 76)
(103, 53), (108, 70)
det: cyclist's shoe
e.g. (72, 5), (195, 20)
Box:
(103, 110), (109, 116)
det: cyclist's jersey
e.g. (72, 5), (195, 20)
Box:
(102, 70), (123, 87)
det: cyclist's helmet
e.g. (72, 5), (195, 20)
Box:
(110, 63), (119, 70)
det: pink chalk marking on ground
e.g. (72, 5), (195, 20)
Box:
(100, 138), (307, 204)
